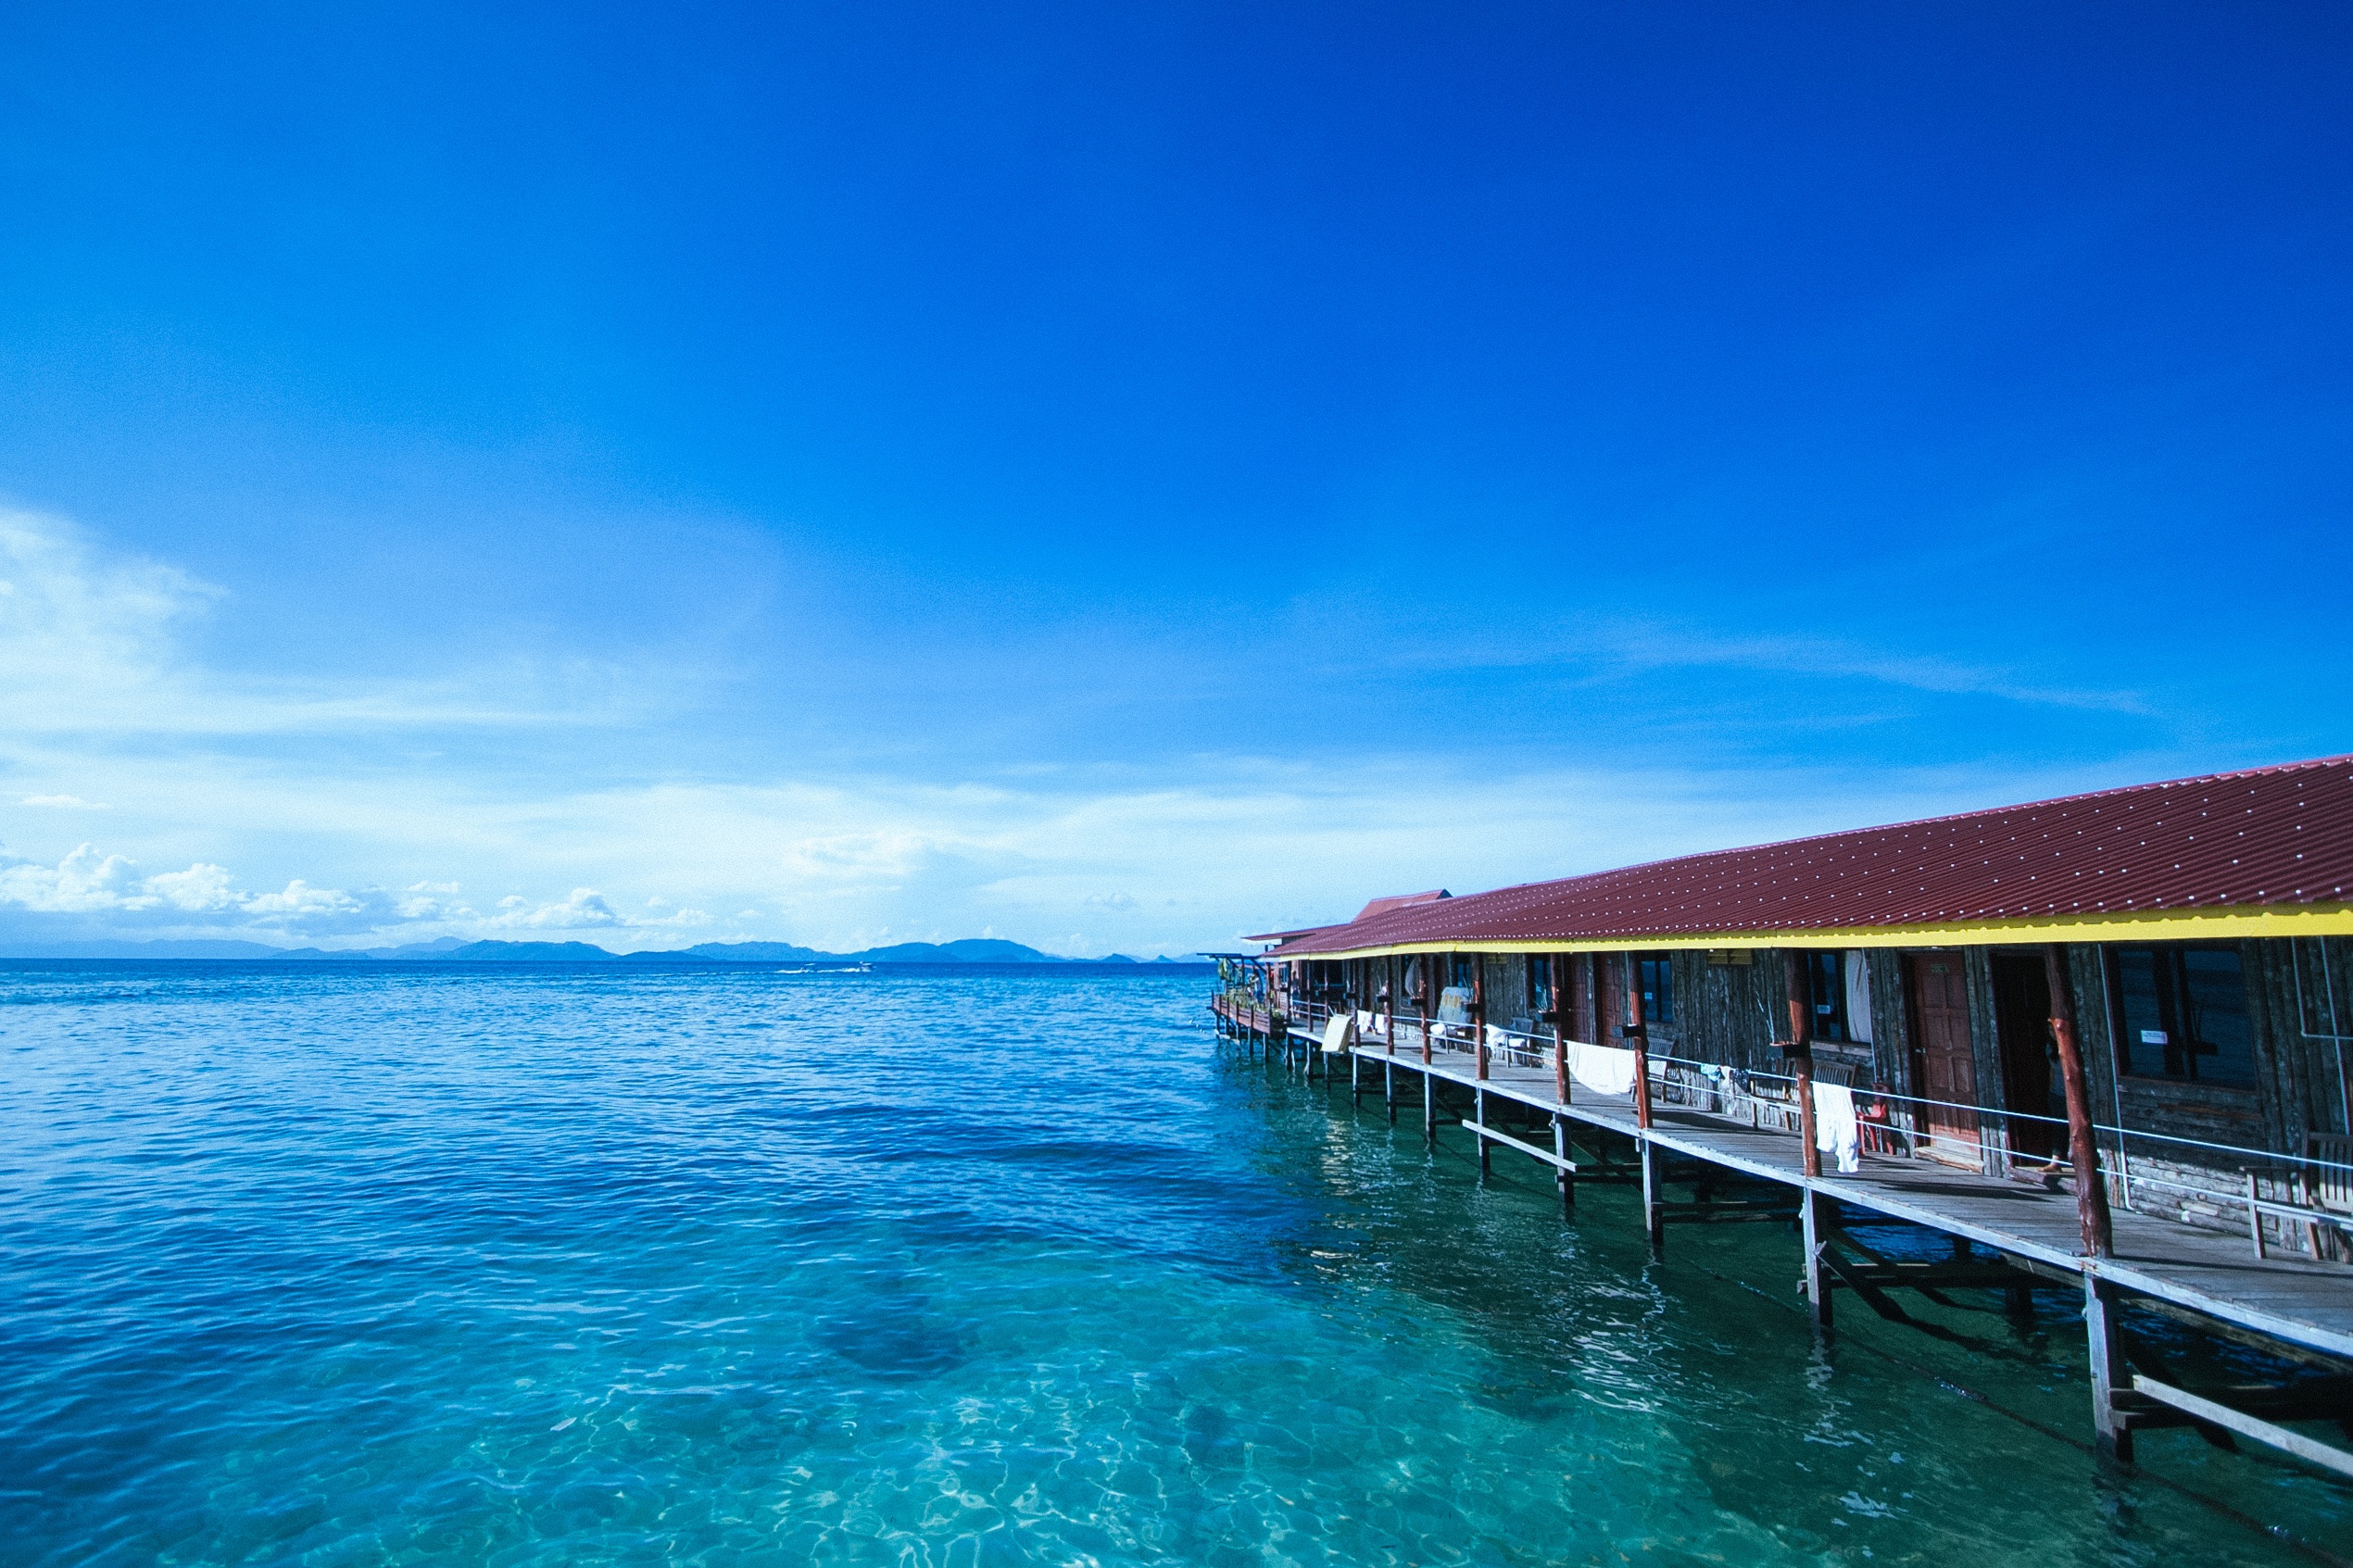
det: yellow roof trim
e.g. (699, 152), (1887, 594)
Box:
(1274, 903), (2353, 960)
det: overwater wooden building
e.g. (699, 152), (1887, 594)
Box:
(1220, 756), (2353, 1475)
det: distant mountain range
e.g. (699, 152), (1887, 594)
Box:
(0, 935), (1209, 964)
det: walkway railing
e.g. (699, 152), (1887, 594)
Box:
(1241, 995), (2353, 1264)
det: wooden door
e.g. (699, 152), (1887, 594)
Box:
(1588, 955), (1625, 1044)
(1907, 953), (1982, 1167)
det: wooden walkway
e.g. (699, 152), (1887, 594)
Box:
(1338, 1037), (2353, 1363)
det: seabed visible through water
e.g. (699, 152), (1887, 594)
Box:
(0, 962), (2345, 1565)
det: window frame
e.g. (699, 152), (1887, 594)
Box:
(1805, 950), (1850, 1044)
(2105, 942), (2259, 1092)
(1637, 955), (1674, 1027)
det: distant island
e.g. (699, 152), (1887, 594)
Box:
(0, 935), (1212, 964)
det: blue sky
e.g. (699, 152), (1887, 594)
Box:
(1, 2), (2347, 954)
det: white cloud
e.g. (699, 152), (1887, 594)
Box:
(0, 838), (726, 945)
(239, 879), (365, 921)
(20, 794), (107, 809)
(0, 505), (2200, 960)
(489, 887), (624, 929)
(0, 847), (350, 930)
(0, 843), (363, 931)
(780, 830), (953, 888)
(0, 844), (157, 912)
(143, 861), (240, 911)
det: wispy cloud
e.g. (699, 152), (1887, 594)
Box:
(1335, 605), (2147, 714)
(0, 508), (658, 739)
(0, 741), (2155, 953)
(0, 506), (2208, 958)
(1602, 623), (2150, 713)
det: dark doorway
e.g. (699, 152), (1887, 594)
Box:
(1991, 954), (2060, 1163)
(1906, 953), (1982, 1168)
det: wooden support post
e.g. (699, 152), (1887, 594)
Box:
(1385, 1058), (1396, 1123)
(1424, 1070), (1438, 1142)
(2084, 1273), (2135, 1462)
(1554, 1114), (1574, 1211)
(2006, 1279), (2035, 1324)
(1641, 1138), (1665, 1255)
(1785, 953), (1820, 1180)
(1626, 953), (1652, 1129)
(2045, 943), (2115, 1259)
(1473, 959), (1489, 1080)
(1792, 1018), (1819, 1178)
(1551, 978), (1568, 1105)
(1419, 959), (1433, 1067)
(1624, 952), (1662, 1253)
(1801, 1191), (1832, 1330)
(1477, 1087), (1491, 1177)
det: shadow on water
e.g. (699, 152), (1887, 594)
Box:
(814, 1278), (971, 1381)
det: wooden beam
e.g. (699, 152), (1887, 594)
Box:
(1817, 1243), (1909, 1322)
(2131, 1376), (2353, 1479)
(2129, 1296), (2353, 1372)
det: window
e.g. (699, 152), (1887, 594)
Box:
(1638, 956), (1674, 1025)
(1806, 951), (1850, 1042)
(1450, 956), (1476, 991)
(1528, 955), (1553, 1011)
(2110, 946), (2256, 1088)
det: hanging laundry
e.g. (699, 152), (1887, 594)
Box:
(1813, 1082), (1861, 1173)
(1567, 1042), (1638, 1098)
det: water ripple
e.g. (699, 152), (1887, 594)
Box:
(0, 963), (2332, 1565)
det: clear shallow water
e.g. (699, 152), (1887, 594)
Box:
(1, 963), (2342, 1567)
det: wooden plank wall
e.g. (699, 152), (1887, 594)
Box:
(1315, 936), (2341, 1165)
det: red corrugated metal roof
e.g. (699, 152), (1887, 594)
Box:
(1246, 891), (1452, 945)
(1269, 755), (2353, 955)
(1248, 925), (1338, 944)
(1353, 889), (1450, 921)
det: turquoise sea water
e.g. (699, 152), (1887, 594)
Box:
(1, 963), (2344, 1566)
